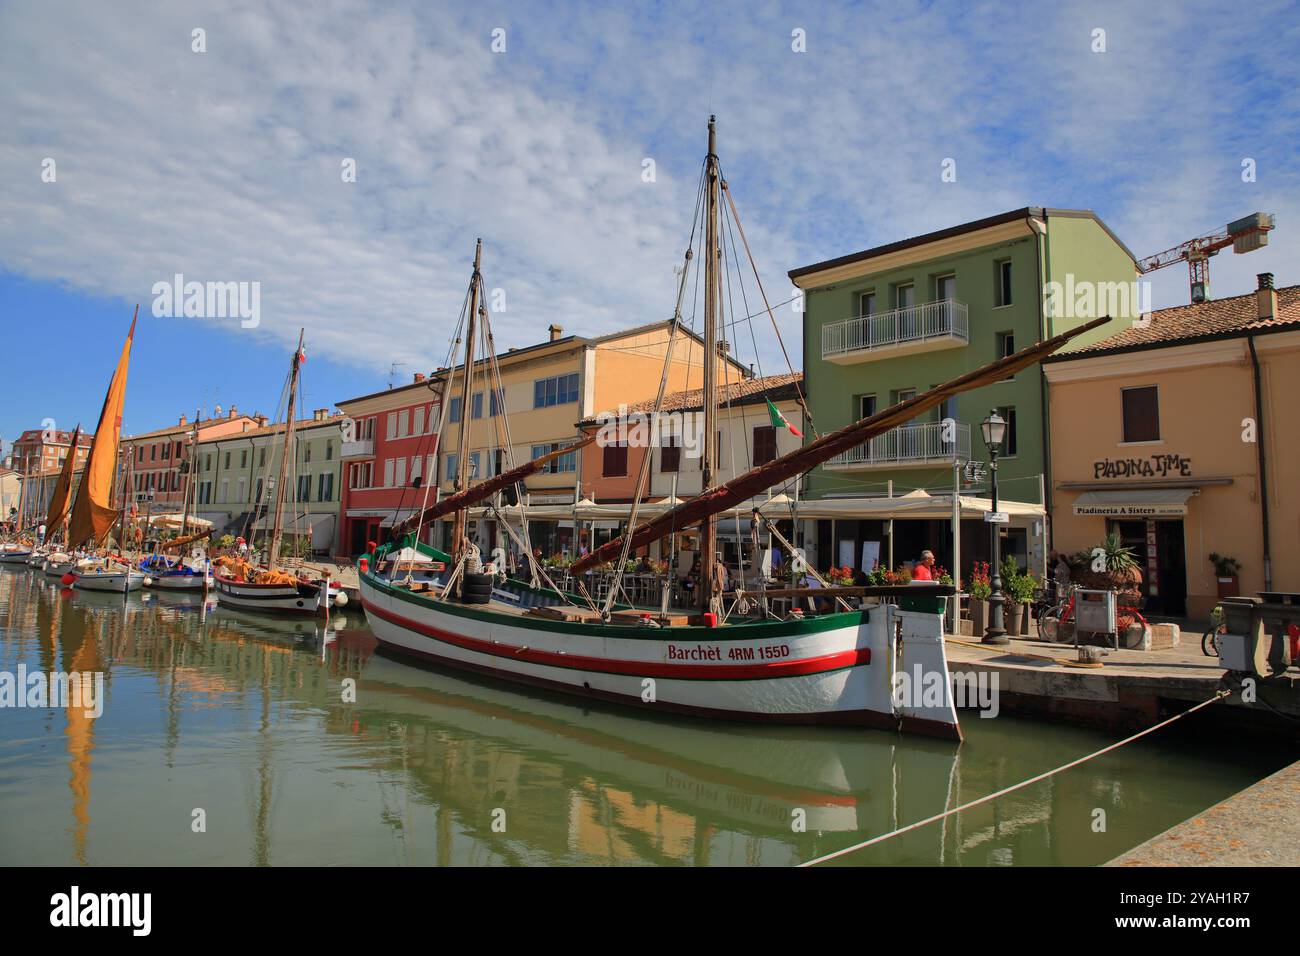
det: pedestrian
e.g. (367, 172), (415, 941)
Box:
(912, 549), (937, 581)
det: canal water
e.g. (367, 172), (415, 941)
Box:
(0, 567), (1289, 866)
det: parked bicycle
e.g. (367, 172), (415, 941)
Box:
(1202, 604), (1225, 657)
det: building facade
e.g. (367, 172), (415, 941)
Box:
(790, 207), (1138, 576)
(121, 408), (259, 509)
(10, 428), (93, 478)
(1045, 274), (1299, 619)
(194, 410), (345, 554)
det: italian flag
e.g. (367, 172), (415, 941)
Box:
(766, 397), (802, 438)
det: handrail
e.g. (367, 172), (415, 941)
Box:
(823, 298), (969, 359)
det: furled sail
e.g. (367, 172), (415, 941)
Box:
(68, 309), (137, 549)
(391, 435), (597, 539)
(571, 315), (1110, 573)
(43, 424), (81, 535)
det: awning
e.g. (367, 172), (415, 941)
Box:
(1072, 488), (1196, 517)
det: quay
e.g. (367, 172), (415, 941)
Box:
(944, 631), (1300, 740)
(1107, 759), (1300, 866)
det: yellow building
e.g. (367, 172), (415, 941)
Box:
(1044, 274), (1299, 618)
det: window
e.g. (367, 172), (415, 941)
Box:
(383, 458), (395, 487)
(996, 331), (1015, 380)
(858, 291), (877, 317)
(935, 274), (956, 302)
(531, 443), (577, 474)
(896, 388), (917, 405)
(172, 472), (180, 491)
(394, 458), (406, 488)
(259, 447), (266, 467)
(470, 393), (484, 419)
(602, 443), (628, 477)
(660, 435), (680, 473)
(753, 425), (777, 465)
(449, 397), (462, 423)
(386, 412), (397, 439)
(326, 440), (333, 461)
(297, 474), (311, 502)
(224, 452), (231, 469)
(205, 454), (213, 472)
(895, 283), (915, 310)
(1121, 386), (1160, 443)
(151, 445), (157, 461)
(162, 443), (170, 460)
(240, 449), (247, 468)
(360, 417), (374, 440)
(859, 394), (877, 420)
(138, 446), (145, 463)
(995, 405), (1018, 457)
(996, 259), (1013, 306)
(411, 454), (422, 483)
(398, 408), (409, 437)
(445, 454), (458, 481)
(304, 443), (312, 463)
(533, 373), (580, 408)
(237, 477), (247, 503)
(318, 472), (334, 502)
(489, 389), (502, 417)
(255, 478), (263, 503)
(412, 406), (424, 436)
(468, 451), (481, 479)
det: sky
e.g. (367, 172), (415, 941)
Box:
(1, 0), (1297, 455)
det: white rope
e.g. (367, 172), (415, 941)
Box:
(799, 689), (1232, 867)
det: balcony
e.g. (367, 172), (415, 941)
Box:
(340, 439), (374, 458)
(825, 421), (971, 471)
(821, 298), (969, 364)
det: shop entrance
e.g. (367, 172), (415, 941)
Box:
(1111, 518), (1186, 616)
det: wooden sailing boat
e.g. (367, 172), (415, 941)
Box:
(356, 118), (1108, 740)
(212, 331), (336, 614)
(68, 308), (145, 593)
(142, 409), (214, 591)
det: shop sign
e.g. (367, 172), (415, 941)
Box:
(1093, 454), (1191, 480)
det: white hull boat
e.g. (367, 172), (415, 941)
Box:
(73, 568), (146, 593)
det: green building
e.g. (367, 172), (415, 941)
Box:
(789, 207), (1138, 576)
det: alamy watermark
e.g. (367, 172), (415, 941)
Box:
(1043, 274), (1151, 322)
(0, 666), (104, 718)
(892, 664), (999, 718)
(594, 406), (707, 456)
(152, 273), (260, 328)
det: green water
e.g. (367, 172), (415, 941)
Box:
(0, 567), (1287, 866)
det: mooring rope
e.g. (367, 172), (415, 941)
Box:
(799, 688), (1232, 867)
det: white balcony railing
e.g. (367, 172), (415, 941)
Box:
(340, 439), (374, 458)
(826, 421), (971, 469)
(822, 298), (969, 362)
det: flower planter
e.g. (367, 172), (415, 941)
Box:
(1216, 575), (1240, 599)
(968, 597), (988, 636)
(1006, 602), (1022, 637)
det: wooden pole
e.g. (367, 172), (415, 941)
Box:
(700, 116), (720, 615)
(450, 239), (483, 563)
(268, 329), (305, 573)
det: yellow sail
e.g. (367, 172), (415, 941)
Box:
(43, 424), (81, 537)
(68, 309), (137, 549)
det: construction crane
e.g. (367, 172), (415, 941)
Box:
(1137, 212), (1276, 304)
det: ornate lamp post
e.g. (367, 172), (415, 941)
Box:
(981, 410), (1009, 645)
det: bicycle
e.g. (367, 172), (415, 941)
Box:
(1202, 604), (1225, 657)
(1039, 582), (1149, 647)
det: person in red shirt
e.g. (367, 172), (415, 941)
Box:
(912, 550), (936, 581)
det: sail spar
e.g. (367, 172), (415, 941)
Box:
(570, 315), (1111, 574)
(68, 308), (137, 549)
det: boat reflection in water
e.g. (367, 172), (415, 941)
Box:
(0, 567), (1288, 866)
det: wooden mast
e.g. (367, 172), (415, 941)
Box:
(180, 407), (199, 540)
(450, 239), (483, 562)
(268, 330), (304, 573)
(700, 116), (720, 615)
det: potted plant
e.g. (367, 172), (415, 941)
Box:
(967, 561), (991, 635)
(1003, 560), (1037, 638)
(827, 565), (855, 587)
(1209, 552), (1242, 598)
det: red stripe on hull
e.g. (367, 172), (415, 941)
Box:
(362, 598), (870, 680)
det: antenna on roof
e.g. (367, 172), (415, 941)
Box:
(388, 362), (407, 390)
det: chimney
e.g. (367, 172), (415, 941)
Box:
(413, 372), (425, 383)
(313, 408), (328, 421)
(178, 414), (187, 426)
(1256, 272), (1277, 321)
(214, 404), (223, 418)
(228, 405), (238, 419)
(256, 414), (268, 427)
(548, 324), (563, 342)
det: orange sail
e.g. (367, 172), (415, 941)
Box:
(43, 424), (81, 536)
(68, 308), (137, 549)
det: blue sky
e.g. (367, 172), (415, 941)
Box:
(1, 0), (1297, 455)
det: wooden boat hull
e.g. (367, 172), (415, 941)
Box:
(73, 569), (145, 593)
(358, 568), (961, 740)
(148, 571), (212, 591)
(44, 560), (77, 577)
(213, 573), (324, 615)
(0, 551), (33, 564)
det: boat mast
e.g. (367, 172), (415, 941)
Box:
(700, 115), (720, 615)
(116, 448), (130, 550)
(450, 239), (483, 562)
(267, 330), (304, 573)
(180, 406), (199, 540)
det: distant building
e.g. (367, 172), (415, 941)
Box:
(120, 408), (259, 510)
(194, 409), (345, 554)
(11, 428), (93, 477)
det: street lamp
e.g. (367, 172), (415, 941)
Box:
(980, 410), (1009, 645)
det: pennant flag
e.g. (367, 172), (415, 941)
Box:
(297, 347), (307, 364)
(766, 397), (802, 438)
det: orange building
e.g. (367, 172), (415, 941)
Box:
(1044, 274), (1299, 618)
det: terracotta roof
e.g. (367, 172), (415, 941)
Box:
(14, 429), (93, 446)
(1048, 284), (1300, 360)
(581, 373), (803, 424)
(197, 414), (346, 443)
(124, 414), (259, 441)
